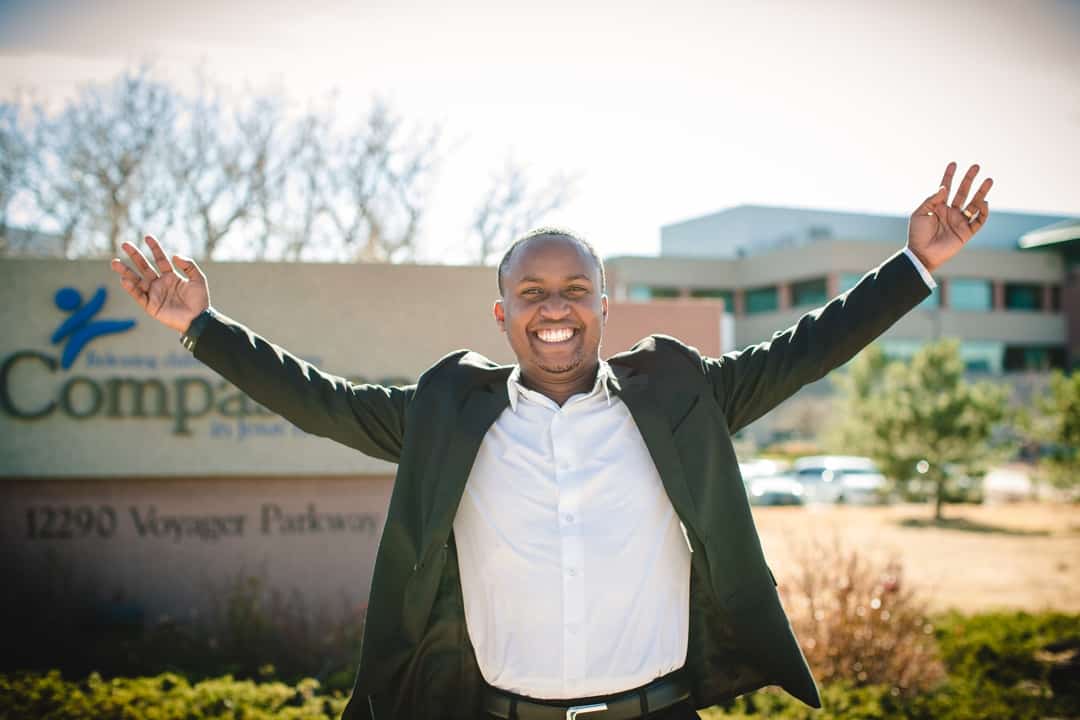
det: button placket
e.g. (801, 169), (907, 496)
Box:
(552, 406), (586, 686)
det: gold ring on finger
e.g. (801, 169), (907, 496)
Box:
(962, 208), (974, 220)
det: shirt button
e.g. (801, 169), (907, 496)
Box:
(567, 568), (577, 577)
(564, 514), (574, 524)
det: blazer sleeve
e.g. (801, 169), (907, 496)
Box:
(191, 310), (413, 463)
(704, 248), (932, 435)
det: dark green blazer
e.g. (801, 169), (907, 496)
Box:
(191, 249), (930, 719)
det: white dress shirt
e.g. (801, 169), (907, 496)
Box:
(452, 360), (692, 699)
(452, 249), (935, 700)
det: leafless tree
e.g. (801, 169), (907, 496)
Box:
(470, 158), (578, 264)
(0, 101), (30, 251)
(321, 101), (440, 262)
(29, 66), (177, 257)
(170, 75), (290, 260)
(3, 65), (446, 263)
(260, 106), (333, 261)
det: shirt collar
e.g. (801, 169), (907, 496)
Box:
(506, 360), (615, 412)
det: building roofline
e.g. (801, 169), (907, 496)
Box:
(1019, 219), (1080, 249)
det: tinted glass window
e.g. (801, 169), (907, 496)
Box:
(1003, 345), (1066, 371)
(627, 285), (680, 300)
(746, 286), (778, 314)
(689, 288), (734, 309)
(791, 277), (827, 307)
(1004, 283), (1042, 310)
(949, 279), (992, 311)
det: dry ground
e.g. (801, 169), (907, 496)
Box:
(751, 501), (1080, 613)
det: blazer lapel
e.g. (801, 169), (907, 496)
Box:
(610, 367), (705, 543)
(423, 375), (510, 552)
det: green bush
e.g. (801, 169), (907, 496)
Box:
(0, 671), (347, 720)
(699, 610), (1080, 720)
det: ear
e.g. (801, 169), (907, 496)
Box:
(493, 299), (506, 332)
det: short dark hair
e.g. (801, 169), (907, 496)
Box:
(496, 227), (606, 296)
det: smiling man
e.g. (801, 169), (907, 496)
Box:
(111, 162), (992, 719)
(495, 231), (609, 402)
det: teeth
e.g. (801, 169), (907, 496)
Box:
(537, 328), (574, 343)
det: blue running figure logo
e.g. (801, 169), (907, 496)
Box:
(51, 286), (136, 369)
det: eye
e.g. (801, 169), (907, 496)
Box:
(566, 286), (588, 295)
(522, 287), (544, 297)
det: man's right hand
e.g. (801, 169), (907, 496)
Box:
(109, 234), (210, 334)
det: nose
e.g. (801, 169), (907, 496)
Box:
(539, 295), (571, 319)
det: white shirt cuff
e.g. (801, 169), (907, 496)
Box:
(902, 246), (937, 290)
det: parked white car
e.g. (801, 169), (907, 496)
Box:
(792, 455), (890, 505)
(739, 458), (790, 482)
(747, 473), (806, 506)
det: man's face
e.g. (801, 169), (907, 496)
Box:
(494, 235), (608, 381)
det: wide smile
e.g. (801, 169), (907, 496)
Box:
(532, 327), (579, 345)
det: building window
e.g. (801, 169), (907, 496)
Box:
(627, 285), (681, 300)
(844, 271), (938, 308)
(689, 288), (734, 309)
(1050, 285), (1061, 311)
(879, 338), (923, 363)
(791, 277), (827, 307)
(839, 272), (864, 293)
(745, 286), (779, 314)
(960, 341), (1005, 374)
(881, 339), (1004, 373)
(949, 278), (992, 311)
(1004, 283), (1043, 311)
(1003, 345), (1066, 372)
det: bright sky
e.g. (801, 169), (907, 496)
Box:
(1, 0), (1078, 263)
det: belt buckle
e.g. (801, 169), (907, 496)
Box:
(566, 702), (608, 720)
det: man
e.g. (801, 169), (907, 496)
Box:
(110, 162), (992, 719)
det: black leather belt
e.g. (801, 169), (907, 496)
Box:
(483, 673), (691, 720)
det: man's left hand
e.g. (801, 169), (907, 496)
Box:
(907, 162), (993, 273)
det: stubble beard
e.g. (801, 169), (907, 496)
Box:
(535, 346), (584, 375)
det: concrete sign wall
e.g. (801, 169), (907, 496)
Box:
(3, 474), (393, 621)
(0, 258), (513, 477)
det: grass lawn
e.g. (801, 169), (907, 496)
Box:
(751, 501), (1080, 613)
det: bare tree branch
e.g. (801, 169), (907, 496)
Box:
(470, 157), (577, 264)
(171, 72), (289, 259)
(322, 101), (440, 263)
(0, 100), (32, 253)
(7, 66), (442, 264)
(29, 66), (178, 257)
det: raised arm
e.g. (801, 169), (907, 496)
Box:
(706, 162), (993, 434)
(109, 235), (411, 462)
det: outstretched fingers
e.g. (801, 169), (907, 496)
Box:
(144, 235), (175, 274)
(970, 200), (990, 232)
(938, 162), (957, 200)
(110, 258), (149, 308)
(950, 164), (980, 210)
(914, 183), (947, 218)
(121, 240), (157, 282)
(962, 176), (993, 227)
(969, 177), (993, 207)
(172, 253), (205, 284)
